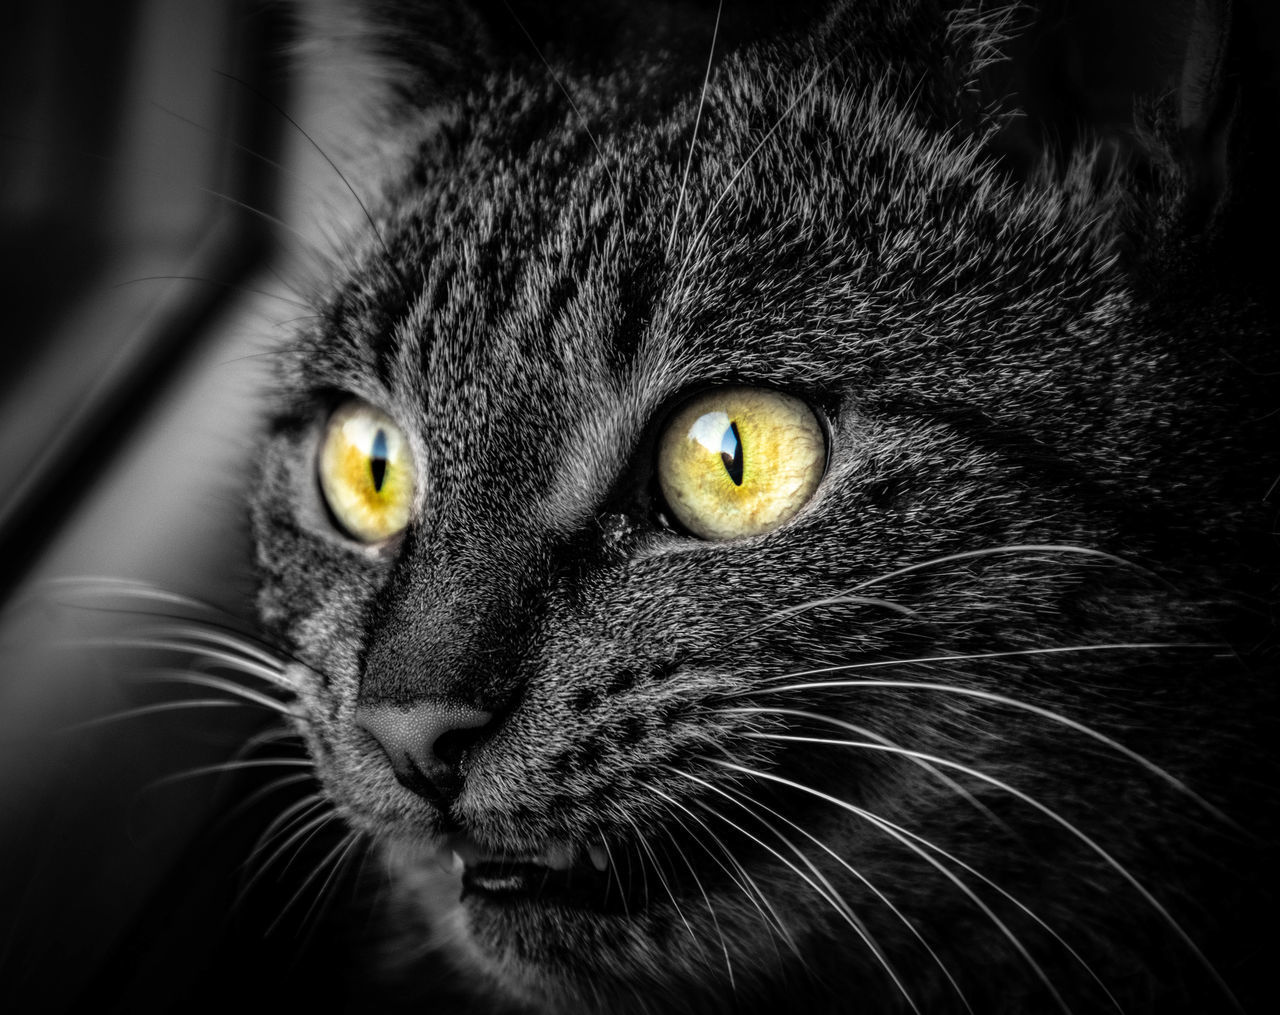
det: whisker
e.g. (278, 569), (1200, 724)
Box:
(664, 810), (746, 983)
(871, 802), (1125, 1014)
(30, 575), (239, 617)
(129, 624), (291, 674)
(247, 795), (331, 869)
(112, 275), (312, 312)
(501, 0), (631, 259)
(637, 782), (735, 988)
(846, 544), (1162, 595)
(714, 778), (975, 1015)
(625, 809), (654, 911)
(146, 757), (314, 794)
(65, 698), (248, 731)
(216, 771), (318, 829)
(728, 707), (1009, 834)
(673, 39), (855, 289)
(624, 809), (713, 978)
(240, 805), (339, 910)
(666, 0), (724, 258)
(646, 780), (800, 961)
(147, 99), (320, 206)
(228, 724), (306, 762)
(214, 70), (411, 302)
(673, 769), (921, 1015)
(267, 829), (363, 937)
(752, 643), (1221, 686)
(57, 637), (288, 686)
(760, 594), (918, 630)
(709, 760), (1073, 1015)
(133, 669), (294, 714)
(595, 825), (632, 921)
(38, 580), (310, 676)
(739, 675), (1235, 826)
(723, 731), (1241, 1011)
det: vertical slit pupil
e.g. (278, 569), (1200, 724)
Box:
(370, 428), (389, 491)
(720, 421), (744, 486)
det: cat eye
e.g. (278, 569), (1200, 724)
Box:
(656, 387), (825, 540)
(317, 399), (416, 542)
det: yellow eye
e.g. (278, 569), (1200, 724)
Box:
(657, 387), (825, 540)
(318, 399), (416, 542)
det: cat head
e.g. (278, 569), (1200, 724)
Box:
(251, 2), (1278, 1011)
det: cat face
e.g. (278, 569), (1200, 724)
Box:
(251, 3), (1277, 1011)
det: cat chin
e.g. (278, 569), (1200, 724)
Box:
(382, 835), (796, 1013)
(450, 899), (750, 1015)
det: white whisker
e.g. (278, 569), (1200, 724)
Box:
(709, 759), (1074, 1015)
(134, 669), (295, 715)
(147, 757), (314, 794)
(673, 42), (854, 290)
(714, 778), (975, 1015)
(673, 768), (922, 1015)
(268, 829), (363, 936)
(217, 771), (317, 828)
(871, 802), (1125, 1013)
(846, 544), (1160, 595)
(647, 779), (800, 962)
(751, 643), (1221, 687)
(125, 623), (290, 676)
(724, 727), (1240, 1011)
(57, 637), (287, 685)
(760, 594), (918, 629)
(728, 707), (1009, 834)
(739, 676), (1234, 826)
(594, 824), (633, 921)
(625, 809), (708, 971)
(241, 807), (340, 910)
(666, 0), (723, 258)
(246, 795), (331, 869)
(65, 698), (248, 731)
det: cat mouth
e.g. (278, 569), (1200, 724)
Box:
(446, 835), (633, 910)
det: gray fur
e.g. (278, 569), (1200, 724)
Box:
(251, 2), (1278, 1012)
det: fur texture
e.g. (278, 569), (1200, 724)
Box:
(251, 2), (1279, 1011)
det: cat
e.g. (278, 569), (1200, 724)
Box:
(242, 0), (1280, 1012)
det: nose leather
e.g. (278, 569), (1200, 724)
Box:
(355, 698), (493, 805)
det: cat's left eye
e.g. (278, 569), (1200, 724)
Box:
(317, 399), (416, 542)
(656, 387), (825, 540)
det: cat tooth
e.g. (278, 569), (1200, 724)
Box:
(542, 841), (575, 871)
(588, 845), (609, 872)
(450, 850), (465, 874)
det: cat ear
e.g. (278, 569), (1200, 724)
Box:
(1171, 0), (1280, 277)
(980, 0), (1278, 276)
(1177, 0), (1234, 224)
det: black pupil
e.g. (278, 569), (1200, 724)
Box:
(370, 428), (388, 491)
(720, 421), (744, 486)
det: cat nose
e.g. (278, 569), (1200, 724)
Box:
(355, 698), (493, 806)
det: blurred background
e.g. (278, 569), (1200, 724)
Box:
(0, 1), (1275, 1012)
(0, 2), (391, 1010)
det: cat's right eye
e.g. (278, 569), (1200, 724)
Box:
(317, 399), (416, 543)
